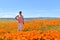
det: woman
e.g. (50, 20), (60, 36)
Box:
(15, 11), (24, 31)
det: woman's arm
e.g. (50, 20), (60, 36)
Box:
(22, 16), (24, 24)
(15, 15), (18, 20)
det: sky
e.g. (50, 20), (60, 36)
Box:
(0, 0), (60, 18)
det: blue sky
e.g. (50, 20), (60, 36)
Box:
(0, 0), (60, 18)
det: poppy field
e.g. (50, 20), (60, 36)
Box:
(0, 18), (60, 40)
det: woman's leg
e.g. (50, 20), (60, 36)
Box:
(18, 23), (23, 31)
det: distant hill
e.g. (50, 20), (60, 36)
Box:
(0, 17), (59, 20)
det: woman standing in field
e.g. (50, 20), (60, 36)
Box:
(15, 11), (24, 31)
